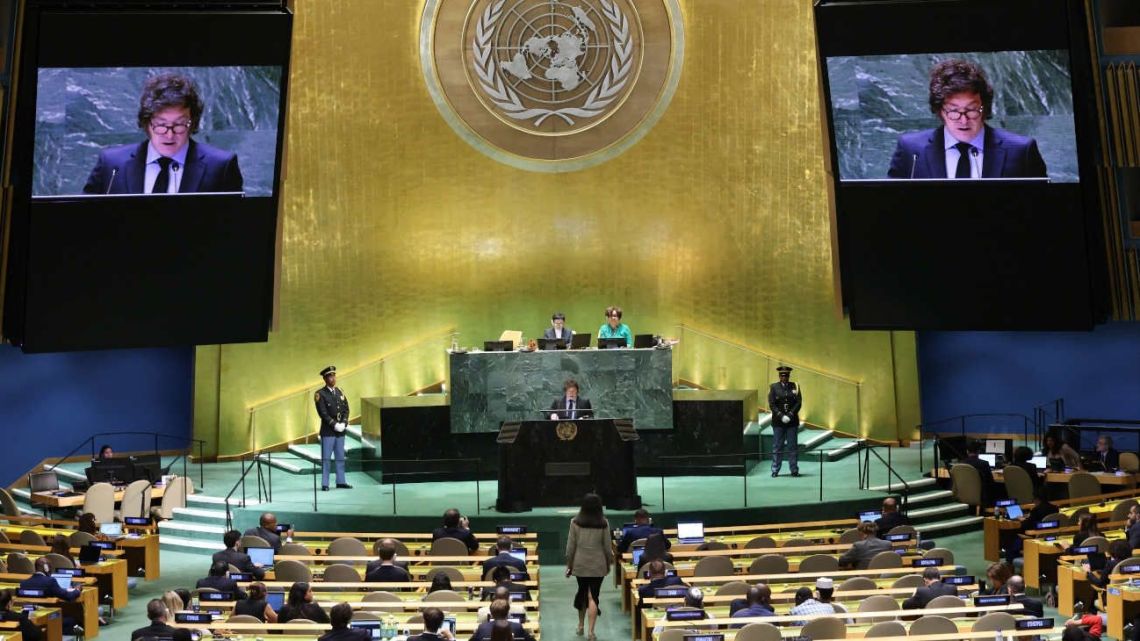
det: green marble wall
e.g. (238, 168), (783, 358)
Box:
(449, 348), (674, 433)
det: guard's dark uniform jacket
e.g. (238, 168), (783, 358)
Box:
(315, 386), (349, 437)
(768, 381), (801, 427)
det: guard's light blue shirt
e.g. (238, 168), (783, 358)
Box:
(598, 322), (633, 347)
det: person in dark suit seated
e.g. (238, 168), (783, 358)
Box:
(637, 559), (685, 601)
(542, 312), (574, 347)
(731, 584), (774, 619)
(243, 512), (292, 552)
(0, 588), (43, 641)
(549, 378), (593, 421)
(318, 602), (371, 641)
(838, 521), (892, 570)
(469, 599), (534, 641)
(481, 566), (532, 602)
(1126, 504), (1140, 550)
(130, 598), (193, 641)
(408, 606), (454, 641)
(1095, 435), (1121, 471)
(82, 73), (243, 195)
(1087, 540), (1131, 591)
(963, 440), (997, 504)
(432, 508), (479, 553)
(1006, 575), (1044, 617)
(887, 59), (1046, 180)
(1010, 446), (1044, 489)
(874, 497), (910, 539)
(902, 567), (958, 609)
(617, 509), (670, 554)
(213, 529), (266, 580)
(365, 538), (411, 576)
(20, 558), (80, 602)
(196, 560), (247, 600)
(365, 540), (410, 583)
(482, 536), (529, 580)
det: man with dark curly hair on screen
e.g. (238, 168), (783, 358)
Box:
(887, 59), (1047, 180)
(82, 73), (243, 194)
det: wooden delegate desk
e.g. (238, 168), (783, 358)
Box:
(0, 522), (159, 582)
(0, 606), (63, 641)
(3, 577), (100, 639)
(0, 543), (129, 609)
(269, 555), (538, 582)
(29, 484), (168, 510)
(1057, 560), (1099, 617)
(1106, 582), (1140, 640)
(934, 467), (1140, 488)
(290, 531), (538, 557)
(648, 630), (1054, 641)
(173, 617), (542, 637)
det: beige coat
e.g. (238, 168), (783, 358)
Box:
(566, 518), (613, 578)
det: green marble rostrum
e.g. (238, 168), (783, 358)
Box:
(449, 348), (674, 433)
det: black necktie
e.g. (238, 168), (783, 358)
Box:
(568, 399), (575, 419)
(152, 157), (173, 194)
(954, 142), (972, 179)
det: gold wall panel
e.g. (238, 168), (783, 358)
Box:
(194, 0), (921, 458)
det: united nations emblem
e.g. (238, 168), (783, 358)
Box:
(421, 0), (684, 171)
(556, 421), (579, 441)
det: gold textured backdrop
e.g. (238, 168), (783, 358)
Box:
(194, 0), (922, 458)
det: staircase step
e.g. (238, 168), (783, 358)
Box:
(916, 515), (985, 536)
(259, 452), (317, 475)
(158, 520), (227, 537)
(187, 494), (261, 508)
(867, 477), (936, 493)
(824, 439), (864, 462)
(907, 502), (969, 521)
(43, 464), (86, 482)
(901, 490), (954, 506)
(171, 507), (228, 525)
(800, 430), (834, 451)
(158, 534), (222, 552)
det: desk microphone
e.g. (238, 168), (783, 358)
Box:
(105, 169), (117, 195)
(970, 147), (981, 178)
(909, 154), (918, 179)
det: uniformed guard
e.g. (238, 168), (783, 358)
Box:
(315, 365), (352, 491)
(769, 365), (803, 478)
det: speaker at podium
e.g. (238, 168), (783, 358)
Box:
(496, 418), (640, 512)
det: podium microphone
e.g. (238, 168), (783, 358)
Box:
(105, 168), (117, 195)
(970, 147), (981, 178)
(909, 154), (918, 179)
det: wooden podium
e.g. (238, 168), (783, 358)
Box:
(495, 418), (641, 512)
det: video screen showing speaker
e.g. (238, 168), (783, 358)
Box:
(3, 5), (293, 352)
(32, 66), (282, 198)
(814, 0), (1105, 330)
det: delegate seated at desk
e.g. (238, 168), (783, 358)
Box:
(597, 305), (632, 347)
(543, 312), (573, 347)
(549, 378), (592, 421)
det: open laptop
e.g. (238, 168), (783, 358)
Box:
(1005, 504), (1024, 519)
(858, 510), (880, 523)
(631, 546), (645, 567)
(266, 591), (285, 611)
(29, 471), (60, 493)
(597, 337), (626, 349)
(1029, 455), (1048, 470)
(569, 333), (591, 349)
(978, 453), (997, 467)
(508, 548), (526, 563)
(50, 574), (73, 590)
(633, 334), (657, 349)
(676, 521), (705, 545)
(100, 522), (123, 537)
(350, 621), (382, 640)
(247, 547), (275, 570)
(537, 338), (565, 350)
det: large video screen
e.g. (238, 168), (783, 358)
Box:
(826, 50), (1078, 183)
(2, 6), (292, 352)
(33, 66), (282, 197)
(814, 0), (1105, 330)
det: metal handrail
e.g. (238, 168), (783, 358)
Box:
(43, 431), (208, 490)
(380, 458), (483, 515)
(860, 445), (910, 508)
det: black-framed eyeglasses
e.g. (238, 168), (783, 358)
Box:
(149, 121), (192, 135)
(941, 106), (984, 121)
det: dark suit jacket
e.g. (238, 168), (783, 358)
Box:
(432, 525), (479, 552)
(902, 581), (958, 609)
(243, 525), (283, 551)
(887, 125), (1047, 179)
(874, 511), (910, 539)
(130, 621), (193, 641)
(1012, 593), (1044, 617)
(0, 610), (42, 641)
(365, 563), (411, 583)
(542, 327), (574, 346)
(549, 396), (593, 420)
(1010, 461), (1044, 488)
(318, 628), (371, 641)
(19, 572), (80, 601)
(1098, 448), (1121, 471)
(1127, 521), (1140, 550)
(195, 575), (247, 600)
(482, 552), (529, 580)
(408, 633), (449, 641)
(768, 381), (801, 428)
(618, 524), (669, 553)
(639, 574), (685, 601)
(470, 620), (534, 641)
(213, 547), (266, 579)
(82, 140), (243, 194)
(838, 537), (893, 569)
